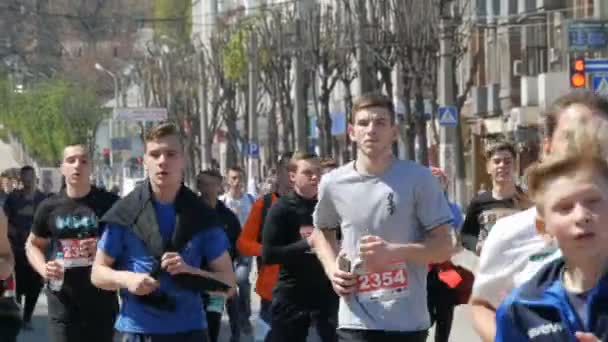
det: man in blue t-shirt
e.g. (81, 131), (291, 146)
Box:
(91, 122), (236, 341)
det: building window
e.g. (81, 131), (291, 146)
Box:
(114, 47), (119, 57)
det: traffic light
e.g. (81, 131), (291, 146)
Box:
(570, 57), (586, 88)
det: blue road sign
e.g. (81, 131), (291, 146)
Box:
(248, 142), (260, 158)
(568, 20), (608, 52)
(592, 74), (608, 96)
(585, 59), (608, 72)
(438, 106), (458, 127)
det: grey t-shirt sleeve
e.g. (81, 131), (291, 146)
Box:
(313, 176), (340, 230)
(415, 170), (453, 231)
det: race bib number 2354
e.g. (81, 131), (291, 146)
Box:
(357, 262), (409, 302)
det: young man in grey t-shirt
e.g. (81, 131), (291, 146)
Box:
(311, 93), (455, 342)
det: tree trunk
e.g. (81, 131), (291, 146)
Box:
(319, 96), (333, 157)
(414, 76), (428, 166)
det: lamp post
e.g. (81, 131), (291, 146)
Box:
(94, 63), (118, 182)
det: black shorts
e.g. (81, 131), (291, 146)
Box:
(46, 290), (117, 342)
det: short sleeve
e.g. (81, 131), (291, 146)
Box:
(97, 224), (125, 260)
(31, 200), (52, 238)
(415, 170), (453, 232)
(313, 176), (340, 230)
(199, 227), (229, 264)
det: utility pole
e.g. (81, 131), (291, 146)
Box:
(293, 1), (307, 152)
(438, 4), (466, 206)
(247, 32), (259, 195)
(355, 0), (373, 94)
(595, 0), (608, 19)
(198, 50), (210, 171)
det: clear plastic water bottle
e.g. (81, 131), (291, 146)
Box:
(48, 251), (64, 292)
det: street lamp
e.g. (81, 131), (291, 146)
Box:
(94, 62), (118, 182)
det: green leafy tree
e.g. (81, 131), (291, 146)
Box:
(0, 75), (105, 166)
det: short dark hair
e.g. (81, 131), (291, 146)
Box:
(544, 90), (608, 139)
(20, 165), (34, 175)
(227, 166), (244, 174)
(320, 158), (338, 169)
(484, 140), (516, 160)
(198, 169), (222, 182)
(288, 151), (319, 173)
(352, 93), (395, 123)
(144, 121), (180, 144)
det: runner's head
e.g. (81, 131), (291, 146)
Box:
(226, 166), (244, 194)
(143, 121), (184, 191)
(197, 169), (222, 206)
(349, 93), (397, 159)
(61, 144), (91, 187)
(320, 158), (338, 176)
(288, 151), (321, 199)
(0, 172), (12, 193)
(484, 140), (516, 187)
(543, 90), (608, 156)
(19, 165), (36, 191)
(527, 129), (608, 267)
(276, 151), (294, 195)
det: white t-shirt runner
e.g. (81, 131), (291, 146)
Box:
(472, 207), (561, 308)
(220, 192), (255, 226)
(313, 160), (453, 332)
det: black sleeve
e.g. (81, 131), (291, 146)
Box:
(225, 210), (241, 258)
(461, 196), (481, 251)
(2, 193), (14, 222)
(31, 199), (53, 239)
(261, 203), (310, 264)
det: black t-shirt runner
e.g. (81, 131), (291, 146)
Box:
(461, 190), (523, 252)
(31, 186), (119, 319)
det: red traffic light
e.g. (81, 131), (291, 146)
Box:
(102, 148), (110, 156)
(570, 57), (586, 88)
(573, 58), (585, 72)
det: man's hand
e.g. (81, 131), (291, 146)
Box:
(161, 252), (195, 275)
(576, 332), (600, 342)
(79, 238), (98, 258)
(44, 260), (64, 280)
(126, 273), (159, 295)
(330, 266), (358, 297)
(360, 235), (396, 272)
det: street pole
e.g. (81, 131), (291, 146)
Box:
(438, 13), (465, 206)
(355, 0), (373, 94)
(247, 32), (259, 195)
(595, 0), (608, 19)
(293, 2), (307, 152)
(197, 51), (210, 171)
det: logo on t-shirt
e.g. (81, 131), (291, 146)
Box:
(387, 193), (395, 216)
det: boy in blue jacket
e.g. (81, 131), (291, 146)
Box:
(495, 131), (608, 342)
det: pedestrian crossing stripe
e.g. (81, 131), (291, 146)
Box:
(595, 77), (608, 97)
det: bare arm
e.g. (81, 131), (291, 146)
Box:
(25, 233), (51, 279)
(471, 297), (497, 342)
(0, 209), (13, 280)
(312, 229), (338, 278)
(390, 224), (456, 265)
(191, 251), (236, 297)
(91, 250), (140, 291)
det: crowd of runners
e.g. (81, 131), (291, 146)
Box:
(0, 90), (607, 342)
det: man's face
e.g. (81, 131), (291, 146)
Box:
(547, 104), (601, 155)
(1, 177), (11, 193)
(290, 159), (321, 198)
(20, 170), (35, 189)
(348, 106), (397, 158)
(538, 168), (608, 264)
(197, 174), (222, 203)
(486, 150), (515, 184)
(61, 145), (91, 186)
(144, 135), (184, 189)
(227, 170), (243, 192)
